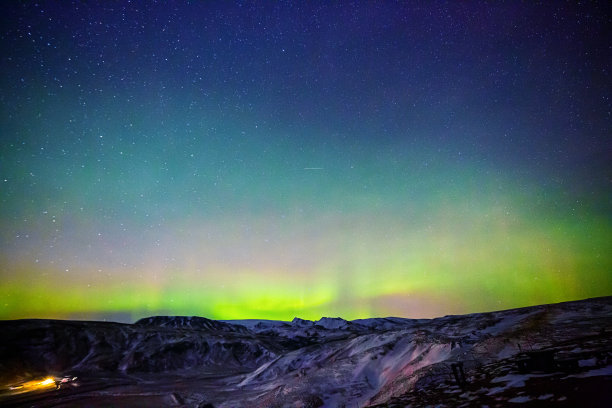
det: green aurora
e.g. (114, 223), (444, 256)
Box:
(1, 2), (610, 322)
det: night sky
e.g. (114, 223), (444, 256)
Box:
(1, 1), (610, 323)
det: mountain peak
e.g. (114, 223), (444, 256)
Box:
(314, 317), (349, 329)
(134, 316), (248, 333)
(291, 317), (314, 327)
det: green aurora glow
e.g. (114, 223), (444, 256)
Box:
(1, 2), (610, 322)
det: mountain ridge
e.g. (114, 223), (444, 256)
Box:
(1, 296), (610, 407)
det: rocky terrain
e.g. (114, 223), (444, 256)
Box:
(1, 296), (611, 407)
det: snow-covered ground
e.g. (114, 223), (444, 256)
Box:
(1, 296), (611, 407)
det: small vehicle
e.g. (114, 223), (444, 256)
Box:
(54, 376), (78, 389)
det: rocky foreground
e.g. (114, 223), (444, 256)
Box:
(1, 297), (611, 407)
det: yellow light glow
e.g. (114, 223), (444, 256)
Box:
(39, 378), (55, 386)
(7, 377), (57, 394)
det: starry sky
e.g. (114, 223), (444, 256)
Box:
(1, 1), (610, 323)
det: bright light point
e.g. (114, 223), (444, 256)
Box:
(39, 378), (55, 386)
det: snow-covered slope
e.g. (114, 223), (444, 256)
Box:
(0, 318), (278, 381)
(226, 298), (612, 407)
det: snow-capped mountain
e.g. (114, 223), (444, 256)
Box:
(1, 297), (611, 407)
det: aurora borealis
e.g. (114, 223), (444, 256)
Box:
(1, 2), (610, 323)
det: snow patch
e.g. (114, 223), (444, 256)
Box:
(508, 395), (531, 403)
